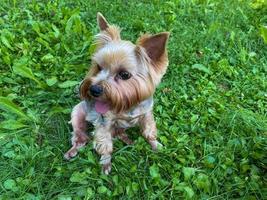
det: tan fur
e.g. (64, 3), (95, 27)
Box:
(139, 111), (159, 150)
(94, 124), (113, 155)
(65, 13), (169, 174)
(95, 25), (121, 48)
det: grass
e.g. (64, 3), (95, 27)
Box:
(0, 0), (267, 199)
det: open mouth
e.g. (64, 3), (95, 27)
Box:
(94, 100), (110, 114)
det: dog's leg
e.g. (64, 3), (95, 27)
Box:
(64, 101), (89, 160)
(113, 128), (133, 145)
(94, 124), (113, 175)
(140, 111), (162, 150)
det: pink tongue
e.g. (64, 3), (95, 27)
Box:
(95, 101), (110, 114)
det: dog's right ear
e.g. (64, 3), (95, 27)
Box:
(97, 12), (109, 31)
(95, 12), (121, 46)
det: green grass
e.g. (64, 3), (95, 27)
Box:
(0, 0), (267, 199)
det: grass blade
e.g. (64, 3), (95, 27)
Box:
(0, 97), (29, 120)
(12, 57), (44, 88)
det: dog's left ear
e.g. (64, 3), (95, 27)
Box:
(137, 32), (169, 84)
(97, 12), (109, 31)
(138, 32), (169, 63)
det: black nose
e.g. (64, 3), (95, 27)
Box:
(90, 85), (103, 97)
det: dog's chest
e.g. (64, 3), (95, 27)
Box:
(84, 98), (153, 129)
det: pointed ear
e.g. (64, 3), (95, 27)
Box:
(138, 32), (169, 62)
(97, 12), (109, 31)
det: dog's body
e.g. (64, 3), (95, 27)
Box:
(64, 13), (169, 174)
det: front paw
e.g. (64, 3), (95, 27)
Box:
(102, 163), (112, 175)
(64, 148), (78, 160)
(64, 139), (88, 160)
(149, 140), (163, 151)
(100, 154), (112, 175)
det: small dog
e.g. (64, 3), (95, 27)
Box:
(64, 12), (169, 174)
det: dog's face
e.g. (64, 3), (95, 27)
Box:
(80, 13), (169, 113)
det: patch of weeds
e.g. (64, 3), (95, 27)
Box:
(0, 0), (266, 199)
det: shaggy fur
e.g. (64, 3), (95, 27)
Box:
(64, 12), (169, 174)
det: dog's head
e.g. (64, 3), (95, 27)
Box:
(80, 13), (169, 114)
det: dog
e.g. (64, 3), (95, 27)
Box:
(64, 12), (169, 174)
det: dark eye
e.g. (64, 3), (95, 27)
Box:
(118, 71), (131, 80)
(97, 64), (102, 71)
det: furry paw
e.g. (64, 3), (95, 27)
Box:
(100, 154), (112, 175)
(64, 148), (78, 160)
(149, 140), (163, 151)
(102, 163), (112, 175)
(64, 140), (88, 160)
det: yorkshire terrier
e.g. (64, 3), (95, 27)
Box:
(64, 12), (169, 174)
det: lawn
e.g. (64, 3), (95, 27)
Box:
(0, 0), (267, 199)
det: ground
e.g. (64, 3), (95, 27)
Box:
(0, 0), (266, 199)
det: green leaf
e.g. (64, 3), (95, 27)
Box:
(0, 119), (26, 130)
(190, 114), (199, 123)
(36, 37), (50, 49)
(31, 21), (41, 34)
(86, 188), (94, 198)
(86, 151), (96, 164)
(65, 13), (81, 34)
(194, 173), (210, 193)
(250, 0), (267, 9)
(12, 57), (43, 87)
(112, 175), (119, 185)
(41, 53), (54, 62)
(46, 77), (58, 86)
(4, 179), (16, 190)
(58, 196), (72, 200)
(0, 97), (29, 119)
(97, 186), (108, 194)
(184, 186), (194, 199)
(182, 167), (196, 181)
(58, 80), (79, 88)
(70, 172), (88, 184)
(3, 150), (16, 158)
(1, 33), (13, 50)
(204, 155), (216, 168)
(131, 182), (139, 192)
(260, 25), (267, 44)
(149, 164), (160, 178)
(192, 64), (211, 74)
(52, 24), (60, 38)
